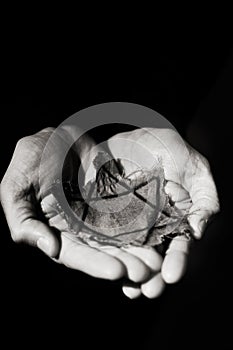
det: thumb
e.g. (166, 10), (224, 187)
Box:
(162, 235), (191, 284)
(21, 219), (60, 257)
(1, 182), (60, 258)
(187, 205), (216, 240)
(185, 149), (220, 239)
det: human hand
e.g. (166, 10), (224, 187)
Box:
(0, 127), (159, 283)
(107, 127), (220, 298)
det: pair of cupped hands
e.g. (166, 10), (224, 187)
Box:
(0, 125), (219, 299)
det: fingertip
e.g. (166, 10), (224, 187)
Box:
(45, 234), (60, 258)
(129, 263), (150, 283)
(104, 260), (126, 280)
(99, 246), (150, 283)
(162, 251), (187, 284)
(162, 269), (177, 284)
(192, 231), (202, 240)
(37, 233), (60, 257)
(188, 216), (206, 239)
(122, 283), (142, 299)
(31, 221), (60, 257)
(141, 273), (165, 299)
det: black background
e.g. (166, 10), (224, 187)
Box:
(1, 38), (232, 349)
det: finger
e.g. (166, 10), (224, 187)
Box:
(164, 181), (192, 212)
(188, 206), (218, 239)
(122, 281), (142, 299)
(41, 194), (70, 232)
(98, 246), (150, 283)
(0, 183), (60, 257)
(161, 236), (191, 284)
(165, 181), (190, 203)
(188, 211), (211, 239)
(141, 273), (165, 299)
(175, 199), (192, 211)
(185, 149), (220, 239)
(122, 246), (162, 272)
(58, 234), (125, 280)
(27, 220), (60, 257)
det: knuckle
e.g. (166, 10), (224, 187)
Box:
(16, 136), (33, 150)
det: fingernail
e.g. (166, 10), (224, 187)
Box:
(37, 237), (50, 255)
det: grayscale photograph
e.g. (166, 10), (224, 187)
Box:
(1, 30), (232, 350)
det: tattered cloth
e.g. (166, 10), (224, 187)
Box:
(41, 152), (191, 248)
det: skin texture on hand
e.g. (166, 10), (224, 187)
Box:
(0, 127), (158, 284)
(0, 126), (220, 299)
(107, 127), (220, 298)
